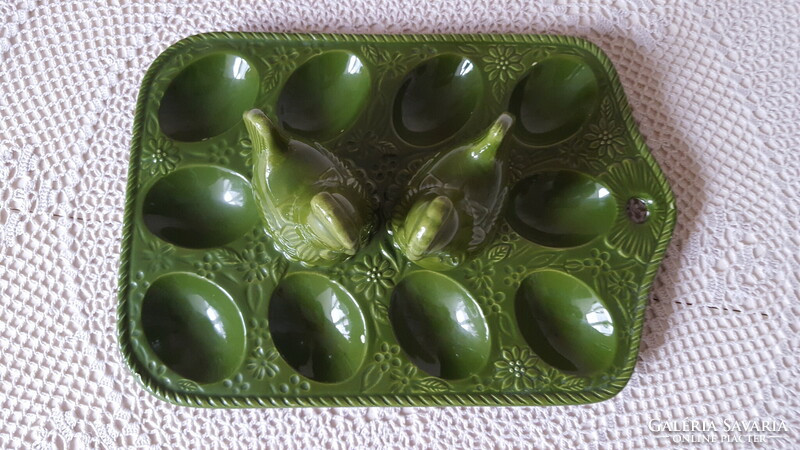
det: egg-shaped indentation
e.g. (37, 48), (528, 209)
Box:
(506, 170), (616, 247)
(393, 54), (482, 146)
(142, 166), (258, 249)
(515, 270), (617, 376)
(509, 55), (599, 146)
(389, 271), (490, 379)
(158, 53), (259, 142)
(141, 273), (246, 384)
(269, 273), (368, 383)
(276, 51), (371, 141)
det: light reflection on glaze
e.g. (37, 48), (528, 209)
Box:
(142, 166), (257, 249)
(389, 271), (490, 379)
(140, 273), (246, 384)
(269, 273), (367, 383)
(515, 270), (618, 375)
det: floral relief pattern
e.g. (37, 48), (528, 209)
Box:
(142, 136), (179, 176)
(338, 130), (397, 156)
(564, 249), (611, 275)
(503, 265), (528, 287)
(261, 47), (300, 92)
(278, 375), (310, 395)
(141, 240), (173, 272)
(465, 259), (495, 291)
(193, 253), (221, 280)
(601, 158), (666, 262)
(124, 37), (676, 406)
(477, 290), (505, 316)
(494, 346), (539, 391)
(208, 141), (235, 166)
(351, 243), (402, 301)
(481, 46), (526, 101)
(603, 269), (638, 302)
(223, 374), (250, 395)
(585, 116), (626, 158)
(245, 345), (280, 380)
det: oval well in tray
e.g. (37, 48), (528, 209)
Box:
(141, 273), (247, 384)
(515, 270), (618, 376)
(389, 271), (490, 380)
(158, 53), (259, 141)
(277, 51), (371, 142)
(269, 273), (368, 383)
(142, 165), (258, 249)
(509, 55), (599, 146)
(506, 170), (616, 247)
(393, 54), (482, 146)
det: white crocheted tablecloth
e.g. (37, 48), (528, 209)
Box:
(1, 1), (798, 448)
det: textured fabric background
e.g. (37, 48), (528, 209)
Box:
(1, 0), (798, 448)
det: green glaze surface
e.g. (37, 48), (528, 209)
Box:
(515, 270), (617, 376)
(506, 170), (616, 248)
(391, 113), (513, 270)
(277, 51), (371, 142)
(141, 272), (247, 384)
(269, 273), (368, 383)
(389, 271), (490, 379)
(119, 33), (676, 408)
(509, 55), (599, 146)
(244, 109), (376, 266)
(393, 54), (483, 146)
(142, 165), (259, 249)
(158, 53), (259, 142)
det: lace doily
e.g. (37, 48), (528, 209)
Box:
(1, 1), (797, 447)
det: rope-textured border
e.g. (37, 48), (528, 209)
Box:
(117, 32), (677, 408)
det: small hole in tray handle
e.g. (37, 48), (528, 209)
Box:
(626, 197), (650, 224)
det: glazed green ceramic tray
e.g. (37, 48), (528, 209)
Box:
(118, 32), (676, 408)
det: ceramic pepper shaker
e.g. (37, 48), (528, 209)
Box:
(391, 112), (514, 270)
(244, 109), (377, 266)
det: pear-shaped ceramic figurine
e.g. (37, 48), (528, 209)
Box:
(391, 113), (515, 270)
(244, 109), (376, 266)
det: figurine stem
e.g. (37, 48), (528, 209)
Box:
(469, 112), (514, 164)
(243, 109), (285, 174)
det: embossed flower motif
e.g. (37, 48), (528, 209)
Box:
(352, 254), (398, 300)
(249, 319), (270, 343)
(142, 137), (179, 176)
(236, 248), (271, 283)
(209, 142), (235, 166)
(245, 346), (280, 380)
(268, 47), (300, 68)
(558, 138), (588, 168)
(503, 265), (527, 287)
(585, 117), (626, 158)
(141, 240), (173, 272)
(465, 259), (495, 291)
(605, 270), (637, 301)
(223, 373), (250, 395)
(374, 51), (412, 79)
(601, 159), (666, 262)
(340, 130), (397, 155)
(494, 346), (538, 391)
(389, 364), (419, 393)
(193, 253), (221, 279)
(244, 227), (270, 253)
(479, 290), (505, 316)
(374, 343), (402, 373)
(583, 249), (611, 276)
(238, 137), (253, 168)
(279, 374), (310, 395)
(369, 157), (399, 184)
(482, 46), (524, 83)
(497, 221), (520, 244)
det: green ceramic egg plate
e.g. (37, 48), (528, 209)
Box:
(118, 32), (676, 408)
